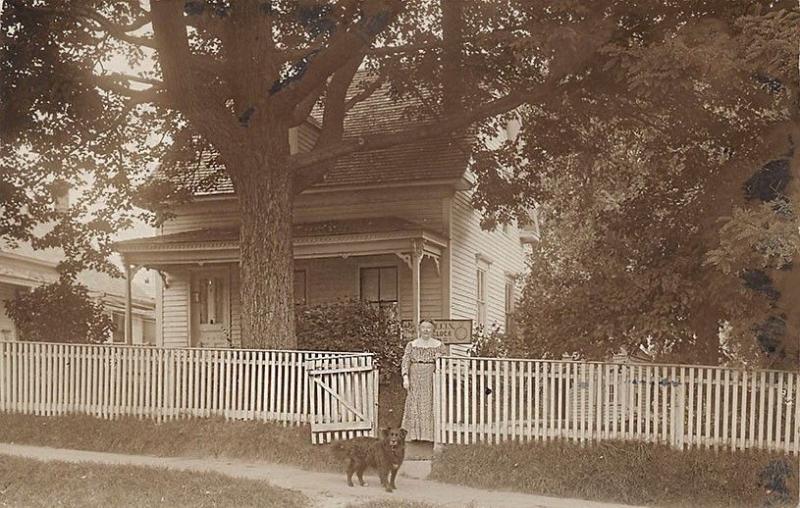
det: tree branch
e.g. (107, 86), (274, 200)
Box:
(345, 72), (387, 112)
(150, 1), (237, 155)
(271, 0), (403, 112)
(92, 75), (166, 105)
(74, 6), (156, 48)
(289, 89), (532, 186)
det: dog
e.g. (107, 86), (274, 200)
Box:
(331, 427), (407, 492)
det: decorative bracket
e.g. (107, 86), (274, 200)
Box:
(157, 270), (171, 289)
(394, 252), (413, 270)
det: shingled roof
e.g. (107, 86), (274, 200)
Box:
(115, 217), (438, 252)
(160, 73), (472, 196)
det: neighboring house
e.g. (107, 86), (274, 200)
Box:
(115, 82), (537, 349)
(0, 242), (156, 344)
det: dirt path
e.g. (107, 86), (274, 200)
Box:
(0, 443), (644, 508)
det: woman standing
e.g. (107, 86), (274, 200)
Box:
(401, 319), (448, 442)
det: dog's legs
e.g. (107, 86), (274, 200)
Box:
(389, 467), (398, 491)
(356, 461), (367, 486)
(346, 460), (356, 487)
(379, 468), (391, 492)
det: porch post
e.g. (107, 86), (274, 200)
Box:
(411, 240), (423, 326)
(124, 261), (133, 345)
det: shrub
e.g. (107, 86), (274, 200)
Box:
(5, 278), (112, 343)
(469, 322), (529, 358)
(295, 299), (404, 382)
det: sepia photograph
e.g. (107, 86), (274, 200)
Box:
(0, 0), (798, 506)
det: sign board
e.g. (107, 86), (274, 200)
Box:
(401, 319), (473, 345)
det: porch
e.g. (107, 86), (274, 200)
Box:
(114, 217), (448, 348)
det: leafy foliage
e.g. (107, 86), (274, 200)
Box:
(5, 279), (113, 343)
(469, 4), (800, 368)
(468, 323), (528, 359)
(295, 300), (403, 381)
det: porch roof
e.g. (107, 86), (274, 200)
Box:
(114, 217), (447, 267)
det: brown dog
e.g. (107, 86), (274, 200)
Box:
(332, 427), (407, 492)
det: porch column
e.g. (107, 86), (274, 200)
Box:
(124, 262), (133, 345)
(411, 240), (423, 326)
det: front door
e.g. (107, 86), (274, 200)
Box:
(191, 268), (230, 348)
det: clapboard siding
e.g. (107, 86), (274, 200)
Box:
(161, 200), (239, 235)
(420, 259), (442, 319)
(297, 123), (318, 152)
(161, 271), (190, 347)
(292, 254), (442, 322)
(449, 190), (526, 332)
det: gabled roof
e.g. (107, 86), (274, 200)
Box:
(159, 73), (472, 196)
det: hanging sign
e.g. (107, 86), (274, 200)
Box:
(400, 319), (473, 344)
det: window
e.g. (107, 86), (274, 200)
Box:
(359, 266), (398, 308)
(111, 312), (125, 343)
(198, 276), (225, 325)
(505, 278), (516, 334)
(293, 269), (307, 305)
(476, 268), (487, 327)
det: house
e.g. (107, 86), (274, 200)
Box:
(114, 82), (536, 349)
(0, 241), (156, 344)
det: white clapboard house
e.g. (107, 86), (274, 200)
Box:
(115, 82), (536, 349)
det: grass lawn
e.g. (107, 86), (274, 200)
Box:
(0, 454), (308, 507)
(0, 412), (343, 472)
(430, 439), (799, 508)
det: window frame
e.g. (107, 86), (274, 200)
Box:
(476, 267), (487, 328)
(504, 277), (516, 334)
(358, 265), (399, 309)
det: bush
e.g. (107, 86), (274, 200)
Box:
(469, 322), (529, 358)
(5, 278), (112, 343)
(430, 439), (798, 507)
(295, 299), (404, 382)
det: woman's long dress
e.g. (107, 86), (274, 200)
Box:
(400, 341), (448, 441)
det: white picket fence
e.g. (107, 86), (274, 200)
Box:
(0, 341), (375, 437)
(435, 357), (800, 454)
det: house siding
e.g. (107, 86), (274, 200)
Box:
(297, 123), (318, 152)
(161, 270), (190, 347)
(449, 190), (526, 333)
(294, 254), (442, 322)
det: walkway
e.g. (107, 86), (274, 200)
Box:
(0, 443), (645, 508)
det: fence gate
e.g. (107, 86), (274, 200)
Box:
(305, 353), (379, 444)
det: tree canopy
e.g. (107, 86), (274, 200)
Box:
(468, 5), (799, 367)
(1, 1), (798, 356)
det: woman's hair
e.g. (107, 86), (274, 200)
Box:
(419, 318), (435, 327)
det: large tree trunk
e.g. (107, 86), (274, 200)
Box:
(234, 143), (297, 350)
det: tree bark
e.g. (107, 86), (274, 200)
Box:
(233, 140), (296, 350)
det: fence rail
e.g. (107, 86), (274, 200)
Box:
(0, 341), (374, 430)
(434, 357), (800, 454)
